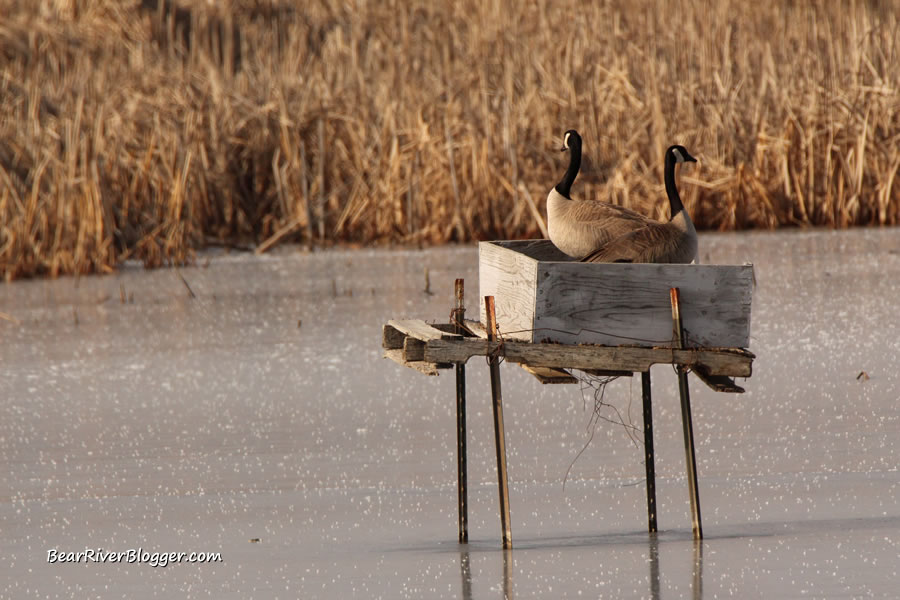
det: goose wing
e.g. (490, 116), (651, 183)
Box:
(564, 200), (651, 229)
(557, 200), (654, 246)
(547, 190), (656, 257)
(581, 222), (683, 264)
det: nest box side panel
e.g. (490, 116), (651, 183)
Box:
(479, 242), (539, 342)
(533, 263), (752, 348)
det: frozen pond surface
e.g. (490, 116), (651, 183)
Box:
(2, 228), (900, 598)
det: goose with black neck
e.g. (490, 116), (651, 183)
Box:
(546, 129), (653, 259)
(582, 145), (699, 264)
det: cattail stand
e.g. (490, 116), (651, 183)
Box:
(382, 240), (755, 547)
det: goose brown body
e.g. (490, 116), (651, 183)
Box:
(546, 130), (653, 259)
(547, 190), (652, 258)
(583, 145), (699, 264)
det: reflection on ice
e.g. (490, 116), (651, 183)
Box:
(1, 229), (900, 598)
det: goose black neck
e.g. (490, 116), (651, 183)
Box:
(555, 141), (581, 199)
(664, 152), (684, 218)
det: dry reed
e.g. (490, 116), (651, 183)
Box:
(1, 0), (899, 279)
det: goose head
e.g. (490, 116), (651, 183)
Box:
(561, 129), (582, 152)
(667, 145), (697, 165)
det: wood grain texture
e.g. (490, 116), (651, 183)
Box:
(386, 319), (462, 342)
(478, 240), (753, 349)
(382, 324), (407, 349)
(463, 319), (488, 339)
(535, 262), (752, 348)
(382, 317), (753, 387)
(383, 349), (439, 376)
(423, 337), (754, 377)
(403, 337), (426, 361)
(520, 364), (579, 384)
(478, 242), (540, 340)
(693, 369), (746, 393)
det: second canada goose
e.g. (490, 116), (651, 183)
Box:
(547, 130), (654, 259)
(582, 145), (698, 264)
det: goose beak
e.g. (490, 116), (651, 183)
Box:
(560, 145), (568, 152)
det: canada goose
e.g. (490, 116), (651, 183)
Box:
(547, 130), (654, 259)
(582, 145), (698, 264)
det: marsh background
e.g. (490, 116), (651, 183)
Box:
(2, 0), (899, 279)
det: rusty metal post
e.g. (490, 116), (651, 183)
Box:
(670, 287), (703, 540)
(641, 369), (658, 533)
(484, 295), (512, 549)
(453, 279), (468, 544)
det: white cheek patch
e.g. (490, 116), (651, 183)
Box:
(672, 147), (685, 163)
(563, 132), (571, 149)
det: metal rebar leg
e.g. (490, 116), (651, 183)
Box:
(670, 287), (703, 540)
(641, 369), (658, 533)
(454, 279), (468, 544)
(485, 295), (512, 549)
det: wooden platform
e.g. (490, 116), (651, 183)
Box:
(382, 318), (754, 392)
(382, 268), (755, 545)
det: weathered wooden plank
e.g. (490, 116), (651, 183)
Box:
(383, 349), (439, 376)
(478, 240), (753, 349)
(403, 337), (425, 361)
(534, 262), (752, 348)
(463, 319), (488, 339)
(423, 338), (754, 377)
(478, 243), (539, 341)
(383, 324), (407, 349)
(432, 321), (478, 337)
(693, 368), (746, 393)
(581, 369), (635, 377)
(387, 319), (462, 342)
(520, 364), (579, 384)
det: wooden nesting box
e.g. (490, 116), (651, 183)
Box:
(479, 240), (753, 349)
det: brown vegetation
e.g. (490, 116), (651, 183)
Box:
(1, 0), (899, 279)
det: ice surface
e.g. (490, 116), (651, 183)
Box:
(2, 229), (900, 598)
